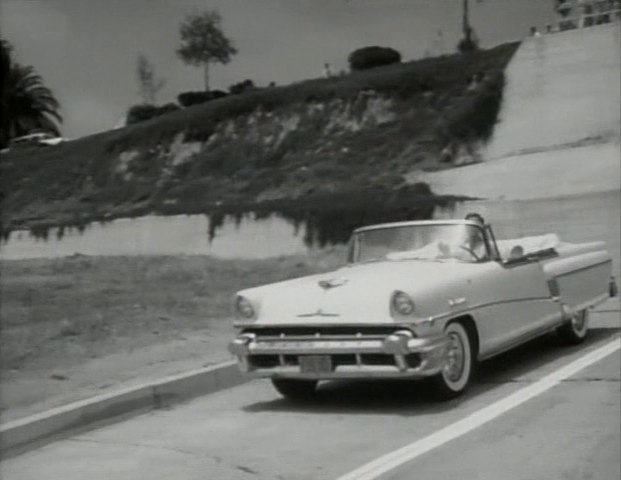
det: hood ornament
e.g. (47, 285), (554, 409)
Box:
(318, 277), (348, 290)
(297, 308), (340, 318)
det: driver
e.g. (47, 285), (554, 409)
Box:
(465, 212), (485, 226)
(436, 213), (488, 262)
(461, 213), (488, 261)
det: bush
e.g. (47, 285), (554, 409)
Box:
(158, 103), (182, 115)
(458, 37), (479, 54)
(440, 72), (504, 141)
(177, 90), (228, 107)
(126, 103), (181, 125)
(228, 79), (256, 95)
(348, 46), (401, 71)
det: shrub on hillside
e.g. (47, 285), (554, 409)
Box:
(457, 37), (479, 53)
(177, 90), (228, 107)
(107, 43), (517, 149)
(440, 72), (504, 142)
(159, 103), (182, 114)
(228, 79), (256, 95)
(126, 103), (181, 125)
(348, 46), (401, 71)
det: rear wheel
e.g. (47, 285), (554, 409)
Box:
(431, 322), (474, 400)
(557, 308), (589, 344)
(271, 378), (318, 400)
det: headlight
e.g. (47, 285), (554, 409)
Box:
(392, 291), (415, 315)
(235, 295), (255, 319)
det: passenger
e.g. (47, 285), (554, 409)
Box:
(509, 245), (525, 260)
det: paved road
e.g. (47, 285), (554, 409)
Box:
(1, 306), (618, 480)
(384, 352), (620, 480)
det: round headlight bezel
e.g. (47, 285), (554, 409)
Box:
(235, 295), (256, 320)
(392, 290), (416, 316)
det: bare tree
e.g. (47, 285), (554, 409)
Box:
(136, 54), (165, 104)
(176, 9), (237, 91)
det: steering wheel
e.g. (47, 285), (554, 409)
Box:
(459, 245), (481, 261)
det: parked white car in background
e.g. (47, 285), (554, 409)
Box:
(229, 219), (616, 400)
(7, 132), (66, 149)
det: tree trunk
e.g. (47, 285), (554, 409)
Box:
(203, 64), (210, 92)
(462, 0), (470, 38)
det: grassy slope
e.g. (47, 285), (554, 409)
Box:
(0, 249), (345, 374)
(0, 43), (518, 235)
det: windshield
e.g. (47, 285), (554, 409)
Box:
(350, 224), (490, 264)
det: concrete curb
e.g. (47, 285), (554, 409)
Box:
(0, 360), (245, 455)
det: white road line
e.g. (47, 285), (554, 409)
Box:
(336, 337), (621, 480)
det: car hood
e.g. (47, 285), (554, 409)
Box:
(238, 260), (481, 325)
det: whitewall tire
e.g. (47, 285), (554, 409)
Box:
(431, 321), (474, 400)
(557, 308), (589, 345)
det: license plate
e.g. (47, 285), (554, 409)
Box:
(299, 355), (333, 374)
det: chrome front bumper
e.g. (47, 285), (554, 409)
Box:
(228, 330), (450, 379)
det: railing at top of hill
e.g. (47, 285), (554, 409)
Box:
(549, 0), (621, 33)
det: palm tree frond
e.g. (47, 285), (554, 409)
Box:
(0, 52), (62, 147)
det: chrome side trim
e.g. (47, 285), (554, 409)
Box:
(553, 259), (612, 278)
(426, 296), (554, 323)
(354, 219), (483, 233)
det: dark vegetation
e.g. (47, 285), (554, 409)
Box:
(130, 81), (256, 122)
(106, 42), (516, 151)
(125, 103), (181, 125)
(228, 79), (256, 95)
(175, 80), (255, 109)
(0, 42), (518, 242)
(202, 183), (449, 247)
(348, 46), (402, 71)
(0, 38), (63, 148)
(177, 90), (228, 107)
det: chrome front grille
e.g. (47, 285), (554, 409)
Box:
(241, 326), (407, 340)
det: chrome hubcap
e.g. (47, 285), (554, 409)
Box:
(444, 332), (465, 382)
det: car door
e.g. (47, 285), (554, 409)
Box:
(467, 258), (561, 358)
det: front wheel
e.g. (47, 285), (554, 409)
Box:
(431, 322), (474, 400)
(557, 309), (589, 345)
(271, 378), (318, 400)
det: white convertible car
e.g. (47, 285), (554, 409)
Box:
(229, 219), (616, 400)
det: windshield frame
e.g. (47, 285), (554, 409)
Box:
(347, 221), (495, 264)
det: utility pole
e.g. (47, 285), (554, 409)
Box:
(462, 0), (472, 44)
(458, 0), (479, 52)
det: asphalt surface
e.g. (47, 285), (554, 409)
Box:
(1, 306), (618, 480)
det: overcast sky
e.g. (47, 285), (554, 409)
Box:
(0, 0), (556, 139)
